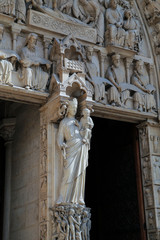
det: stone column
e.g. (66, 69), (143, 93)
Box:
(0, 118), (16, 240)
(43, 37), (52, 59)
(99, 51), (106, 78)
(125, 57), (132, 84)
(137, 120), (160, 240)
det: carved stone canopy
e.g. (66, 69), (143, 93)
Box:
(0, 118), (16, 142)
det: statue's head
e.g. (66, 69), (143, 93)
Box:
(124, 9), (132, 19)
(26, 33), (38, 50)
(112, 54), (120, 68)
(67, 98), (78, 117)
(86, 46), (93, 62)
(109, 0), (117, 9)
(155, 23), (160, 33)
(135, 60), (144, 75)
(82, 108), (90, 118)
(69, 208), (75, 215)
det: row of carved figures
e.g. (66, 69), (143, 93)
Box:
(0, 32), (156, 113)
(0, 0), (141, 49)
(50, 205), (91, 240)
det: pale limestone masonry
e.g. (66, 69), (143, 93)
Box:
(10, 106), (40, 240)
(1, 0), (160, 240)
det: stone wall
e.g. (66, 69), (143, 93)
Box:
(10, 105), (40, 240)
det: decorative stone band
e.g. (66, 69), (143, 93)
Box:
(50, 204), (91, 240)
(28, 10), (97, 44)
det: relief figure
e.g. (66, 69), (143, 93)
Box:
(105, 54), (129, 106)
(20, 33), (51, 91)
(105, 0), (125, 46)
(131, 60), (156, 112)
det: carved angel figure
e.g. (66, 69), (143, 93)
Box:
(57, 98), (93, 205)
(144, 0), (160, 25)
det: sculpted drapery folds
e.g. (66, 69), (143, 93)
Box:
(106, 54), (129, 106)
(131, 60), (156, 112)
(57, 98), (93, 205)
(20, 33), (51, 91)
(105, 0), (125, 46)
(85, 46), (105, 103)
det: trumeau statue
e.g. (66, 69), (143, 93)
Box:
(20, 33), (51, 91)
(131, 60), (156, 112)
(57, 98), (93, 205)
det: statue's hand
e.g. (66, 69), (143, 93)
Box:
(117, 86), (122, 92)
(82, 138), (87, 144)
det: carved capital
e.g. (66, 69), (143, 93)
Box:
(0, 118), (16, 143)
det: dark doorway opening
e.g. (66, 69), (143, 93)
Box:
(85, 117), (145, 240)
(0, 137), (5, 239)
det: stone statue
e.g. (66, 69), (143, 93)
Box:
(131, 60), (156, 112)
(105, 54), (129, 106)
(123, 9), (140, 50)
(0, 50), (19, 87)
(0, 0), (15, 16)
(51, 205), (91, 240)
(105, 0), (125, 46)
(80, 108), (94, 149)
(15, 0), (26, 23)
(85, 47), (105, 103)
(59, 0), (73, 15)
(57, 98), (93, 205)
(144, 0), (160, 25)
(20, 33), (51, 91)
(153, 23), (160, 54)
(73, 0), (105, 44)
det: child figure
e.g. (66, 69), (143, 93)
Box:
(80, 108), (94, 149)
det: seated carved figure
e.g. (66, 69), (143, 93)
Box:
(105, 0), (125, 46)
(123, 9), (140, 50)
(0, 50), (19, 87)
(85, 47), (105, 103)
(20, 33), (51, 91)
(106, 54), (129, 106)
(131, 60), (156, 112)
